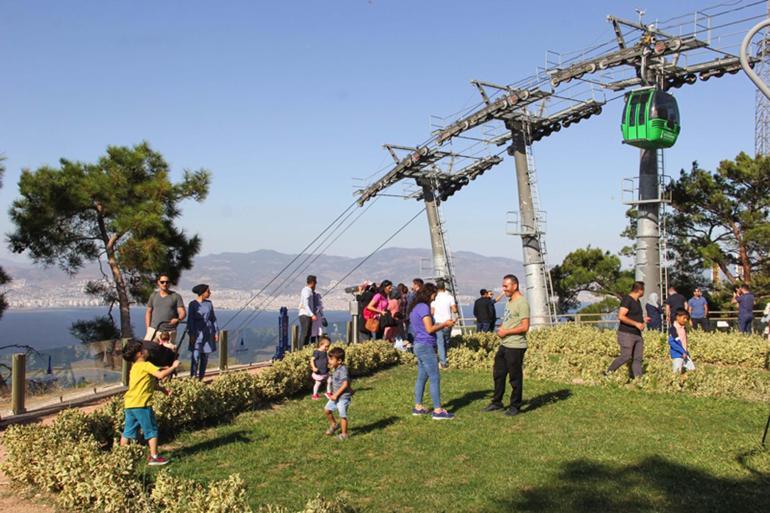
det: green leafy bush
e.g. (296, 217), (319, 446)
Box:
(453, 324), (769, 369)
(448, 324), (770, 402)
(150, 473), (251, 513)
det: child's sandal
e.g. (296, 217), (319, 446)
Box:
(324, 423), (339, 436)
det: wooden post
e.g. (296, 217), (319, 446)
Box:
(291, 325), (299, 351)
(218, 330), (229, 371)
(11, 353), (26, 415)
(121, 338), (130, 387)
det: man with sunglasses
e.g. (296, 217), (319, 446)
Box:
(145, 274), (186, 345)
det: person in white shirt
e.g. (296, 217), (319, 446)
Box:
(310, 290), (327, 343)
(430, 279), (457, 369)
(298, 275), (317, 349)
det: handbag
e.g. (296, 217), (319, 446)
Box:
(365, 317), (380, 333)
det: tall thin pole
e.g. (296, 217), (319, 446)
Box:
(421, 183), (450, 283)
(509, 129), (550, 326)
(755, 1), (770, 155)
(636, 149), (661, 303)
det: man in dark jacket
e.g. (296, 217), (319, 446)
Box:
(474, 289), (495, 333)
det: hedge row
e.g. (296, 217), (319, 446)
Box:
(454, 324), (769, 369)
(448, 325), (770, 401)
(1, 341), (403, 513)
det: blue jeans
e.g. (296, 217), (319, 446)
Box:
(739, 317), (753, 334)
(414, 343), (441, 409)
(435, 328), (450, 366)
(477, 321), (492, 333)
(191, 349), (209, 379)
(324, 396), (351, 418)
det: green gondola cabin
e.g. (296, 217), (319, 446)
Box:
(621, 88), (680, 149)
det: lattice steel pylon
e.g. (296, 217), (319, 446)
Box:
(755, 2), (770, 156)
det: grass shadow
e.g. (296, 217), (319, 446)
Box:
(170, 430), (264, 459)
(488, 456), (770, 513)
(521, 389), (572, 413)
(354, 415), (400, 436)
(444, 389), (490, 411)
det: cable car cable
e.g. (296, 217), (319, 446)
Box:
(233, 197), (380, 332)
(220, 198), (360, 329)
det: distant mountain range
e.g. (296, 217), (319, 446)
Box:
(181, 247), (524, 293)
(0, 248), (524, 310)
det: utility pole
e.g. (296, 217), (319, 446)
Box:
(635, 149), (661, 301)
(754, 1), (770, 155)
(507, 126), (550, 327)
(420, 181), (450, 284)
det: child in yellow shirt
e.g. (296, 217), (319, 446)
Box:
(120, 339), (180, 465)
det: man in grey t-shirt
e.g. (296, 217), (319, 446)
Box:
(144, 274), (186, 344)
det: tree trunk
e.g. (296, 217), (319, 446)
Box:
(107, 253), (133, 338)
(739, 244), (752, 284)
(95, 205), (133, 338)
(717, 261), (737, 286)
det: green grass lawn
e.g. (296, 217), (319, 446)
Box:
(166, 366), (770, 513)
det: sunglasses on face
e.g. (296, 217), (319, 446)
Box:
(159, 280), (169, 284)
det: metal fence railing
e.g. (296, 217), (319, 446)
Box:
(0, 319), (358, 419)
(454, 309), (768, 334)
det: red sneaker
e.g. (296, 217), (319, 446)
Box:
(324, 392), (334, 400)
(311, 394), (320, 400)
(147, 455), (170, 466)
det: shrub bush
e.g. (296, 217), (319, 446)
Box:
(1, 340), (397, 512)
(448, 324), (770, 402)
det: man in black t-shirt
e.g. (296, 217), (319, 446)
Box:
(665, 287), (688, 325)
(607, 281), (649, 378)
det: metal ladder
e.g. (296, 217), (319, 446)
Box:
(657, 149), (669, 306)
(435, 202), (464, 327)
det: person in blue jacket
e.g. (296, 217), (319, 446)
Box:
(645, 292), (663, 331)
(668, 308), (695, 373)
(187, 284), (219, 380)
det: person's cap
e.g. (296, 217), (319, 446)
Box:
(192, 283), (209, 295)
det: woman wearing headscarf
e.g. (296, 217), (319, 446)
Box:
(187, 284), (218, 380)
(646, 292), (663, 331)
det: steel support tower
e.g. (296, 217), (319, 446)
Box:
(755, 2), (770, 156)
(355, 5), (759, 326)
(635, 149), (661, 300)
(420, 182), (450, 285)
(507, 127), (550, 326)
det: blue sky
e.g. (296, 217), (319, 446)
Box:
(0, 0), (761, 267)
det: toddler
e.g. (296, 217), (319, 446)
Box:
(310, 336), (331, 400)
(324, 347), (352, 440)
(668, 308), (695, 373)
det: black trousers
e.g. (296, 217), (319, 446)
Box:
(492, 346), (526, 409)
(691, 318), (709, 331)
(298, 315), (313, 349)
